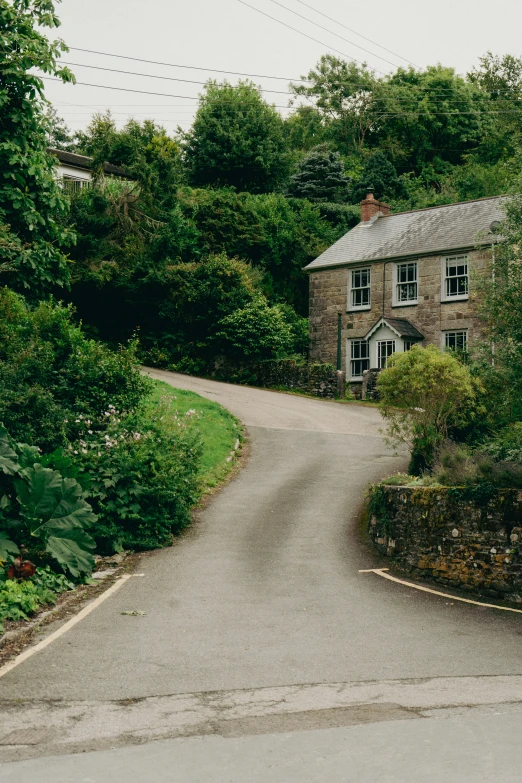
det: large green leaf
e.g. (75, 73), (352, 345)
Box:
(46, 529), (95, 577)
(0, 532), (19, 562)
(15, 466), (97, 531)
(0, 425), (19, 476)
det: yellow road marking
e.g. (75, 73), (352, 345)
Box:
(360, 568), (522, 614)
(0, 574), (145, 679)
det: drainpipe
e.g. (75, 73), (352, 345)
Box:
(336, 313), (342, 371)
(382, 261), (387, 316)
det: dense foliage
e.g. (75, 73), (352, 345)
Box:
(0, 289), (205, 572)
(378, 346), (481, 474)
(0, 287), (149, 452)
(0, 0), (75, 295)
(183, 81), (291, 194)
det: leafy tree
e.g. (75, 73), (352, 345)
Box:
(291, 57), (377, 155)
(474, 192), (522, 425)
(0, 0), (75, 295)
(287, 145), (349, 202)
(378, 345), (480, 474)
(44, 105), (75, 150)
(350, 151), (403, 203)
(77, 113), (183, 209)
(183, 81), (291, 193)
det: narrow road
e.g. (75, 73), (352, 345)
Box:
(1, 371), (522, 780)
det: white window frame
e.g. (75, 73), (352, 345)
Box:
(348, 339), (370, 380)
(392, 261), (418, 307)
(441, 255), (469, 302)
(442, 330), (468, 353)
(377, 339), (396, 369)
(348, 267), (371, 312)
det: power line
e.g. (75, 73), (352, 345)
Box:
(60, 61), (292, 95)
(43, 80), (522, 115)
(293, 0), (417, 67)
(236, 0), (386, 76)
(62, 60), (506, 105)
(41, 77), (291, 107)
(63, 47), (520, 97)
(69, 47), (306, 83)
(266, 0), (399, 68)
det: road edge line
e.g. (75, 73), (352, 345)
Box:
(0, 574), (143, 680)
(360, 568), (522, 614)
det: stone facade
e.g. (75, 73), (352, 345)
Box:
(309, 248), (490, 373)
(368, 485), (522, 599)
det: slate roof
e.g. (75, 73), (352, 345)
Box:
(48, 148), (129, 178)
(305, 196), (507, 271)
(366, 317), (424, 340)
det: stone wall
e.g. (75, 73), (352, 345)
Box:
(214, 358), (345, 398)
(309, 248), (490, 369)
(368, 485), (522, 599)
(254, 360), (344, 399)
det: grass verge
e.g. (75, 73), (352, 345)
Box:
(147, 379), (243, 489)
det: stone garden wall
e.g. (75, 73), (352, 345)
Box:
(368, 485), (522, 599)
(254, 360), (344, 399)
(213, 358), (345, 398)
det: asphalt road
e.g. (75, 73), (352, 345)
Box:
(1, 371), (522, 778)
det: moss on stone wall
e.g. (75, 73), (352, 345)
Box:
(368, 484), (522, 599)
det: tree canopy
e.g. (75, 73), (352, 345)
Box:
(0, 0), (75, 294)
(183, 81), (291, 193)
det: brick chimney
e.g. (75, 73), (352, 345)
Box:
(361, 191), (390, 222)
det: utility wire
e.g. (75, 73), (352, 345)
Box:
(64, 46), (519, 96)
(60, 61), (291, 94)
(236, 0), (385, 76)
(293, 0), (417, 67)
(60, 62), (513, 105)
(266, 0), (399, 68)
(43, 80), (522, 115)
(69, 46), (306, 82)
(41, 76), (291, 106)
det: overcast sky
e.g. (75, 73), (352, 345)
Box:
(44, 0), (522, 135)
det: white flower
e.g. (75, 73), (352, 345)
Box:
(75, 419), (80, 423)
(73, 450), (78, 455)
(88, 430), (93, 435)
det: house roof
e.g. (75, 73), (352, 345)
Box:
(365, 317), (424, 341)
(305, 195), (507, 271)
(48, 148), (129, 178)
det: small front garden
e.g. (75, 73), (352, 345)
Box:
(0, 289), (241, 635)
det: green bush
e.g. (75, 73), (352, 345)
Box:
(0, 566), (74, 633)
(0, 288), (150, 451)
(214, 296), (295, 362)
(378, 345), (481, 474)
(431, 441), (522, 489)
(69, 399), (203, 552)
(482, 422), (522, 462)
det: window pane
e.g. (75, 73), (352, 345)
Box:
(350, 340), (369, 377)
(350, 268), (371, 307)
(377, 340), (395, 369)
(396, 263), (417, 302)
(445, 331), (468, 352)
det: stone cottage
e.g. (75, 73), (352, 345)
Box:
(305, 192), (506, 391)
